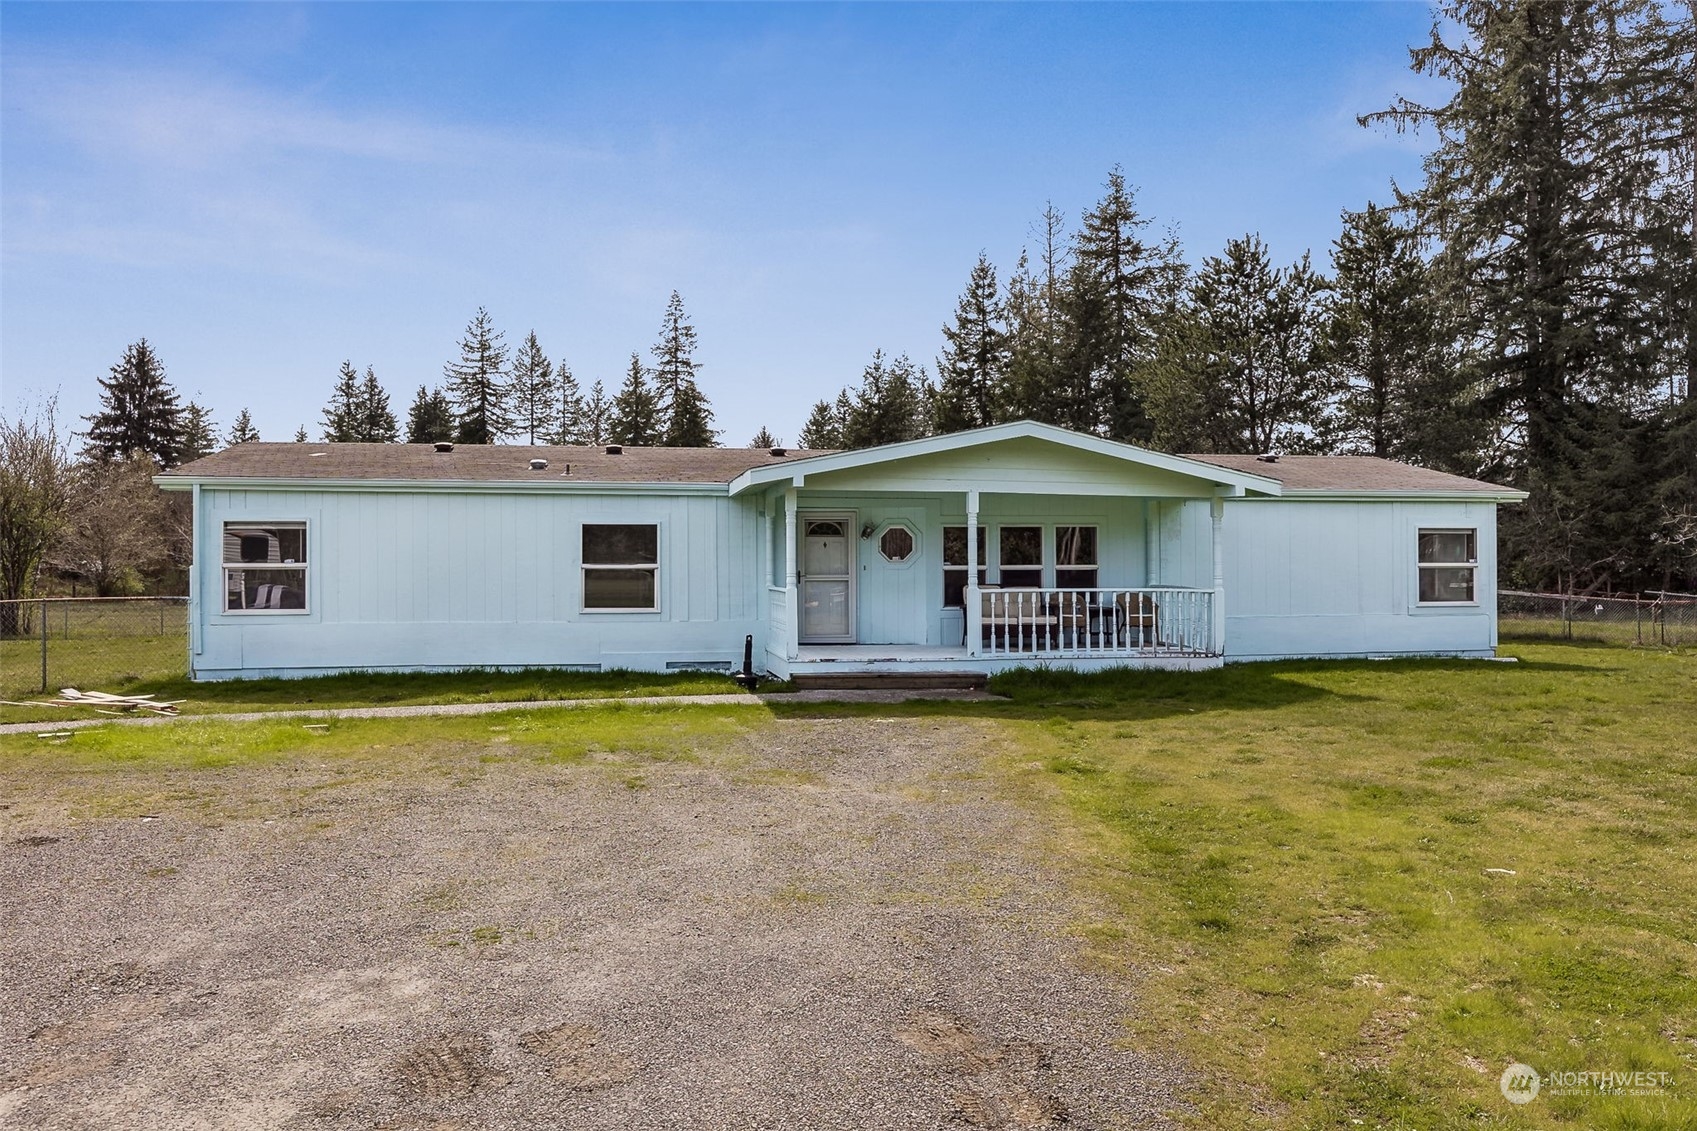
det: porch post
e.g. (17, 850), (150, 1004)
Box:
(965, 488), (981, 657)
(1210, 494), (1226, 656)
(784, 486), (799, 660)
(1144, 498), (1159, 586)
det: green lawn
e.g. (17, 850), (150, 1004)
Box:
(5, 640), (1693, 1128)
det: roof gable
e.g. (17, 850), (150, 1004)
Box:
(729, 421), (1283, 497)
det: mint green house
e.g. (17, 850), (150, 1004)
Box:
(157, 421), (1526, 681)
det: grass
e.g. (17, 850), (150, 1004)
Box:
(4, 639), (1693, 1127)
(0, 664), (782, 724)
(976, 643), (1697, 1128)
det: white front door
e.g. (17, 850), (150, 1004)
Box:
(799, 513), (855, 643)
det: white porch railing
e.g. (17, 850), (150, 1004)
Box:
(968, 587), (1217, 658)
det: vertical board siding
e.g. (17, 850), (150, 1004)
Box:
(196, 488), (766, 676)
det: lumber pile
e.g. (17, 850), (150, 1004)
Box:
(2, 688), (184, 717)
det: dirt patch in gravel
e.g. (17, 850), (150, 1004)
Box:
(0, 715), (1187, 1129)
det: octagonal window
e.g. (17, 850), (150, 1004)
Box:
(879, 524), (916, 563)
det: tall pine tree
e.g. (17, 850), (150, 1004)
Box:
(840, 351), (932, 449)
(652, 291), (718, 446)
(405, 386), (455, 444)
(608, 353), (661, 446)
(1002, 205), (1073, 424)
(444, 307), (511, 444)
(82, 339), (184, 467)
(798, 399), (843, 449)
(580, 379), (612, 446)
(934, 254), (1009, 433)
(554, 363), (586, 444)
(509, 331), (559, 445)
(321, 361), (364, 442)
(359, 367), (398, 442)
(180, 402), (218, 462)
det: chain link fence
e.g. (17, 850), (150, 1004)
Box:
(0, 597), (188, 698)
(1499, 590), (1697, 648)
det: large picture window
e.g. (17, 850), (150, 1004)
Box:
(223, 522), (307, 612)
(1055, 526), (1099, 589)
(1418, 529), (1477, 604)
(583, 524), (659, 610)
(999, 526), (1043, 588)
(942, 526), (987, 609)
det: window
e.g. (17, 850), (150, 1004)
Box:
(583, 524), (659, 610)
(1055, 526), (1099, 589)
(999, 526), (1043, 588)
(942, 526), (987, 609)
(223, 522), (307, 612)
(879, 523), (916, 563)
(1418, 529), (1477, 604)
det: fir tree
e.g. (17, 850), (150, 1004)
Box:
(580, 380), (612, 446)
(652, 291), (718, 446)
(321, 361), (364, 442)
(82, 339), (184, 467)
(405, 386), (455, 444)
(1063, 168), (1185, 442)
(226, 408), (260, 445)
(359, 367), (399, 443)
(1002, 205), (1073, 424)
(292, 426), (309, 443)
(444, 307), (511, 444)
(180, 402), (218, 462)
(934, 254), (1009, 433)
(749, 426), (779, 449)
(797, 400), (842, 449)
(608, 353), (661, 446)
(841, 351), (932, 449)
(509, 331), (559, 445)
(554, 363), (586, 444)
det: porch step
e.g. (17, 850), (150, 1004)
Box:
(789, 670), (990, 692)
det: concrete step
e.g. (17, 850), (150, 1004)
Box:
(789, 671), (989, 692)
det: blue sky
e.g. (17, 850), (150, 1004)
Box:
(1, 2), (1443, 446)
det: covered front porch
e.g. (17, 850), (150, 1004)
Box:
(728, 423), (1281, 679)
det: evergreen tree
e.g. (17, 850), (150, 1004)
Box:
(934, 253), (1009, 433)
(358, 367), (399, 443)
(1324, 204), (1486, 467)
(82, 339), (184, 467)
(1063, 168), (1185, 441)
(652, 291), (718, 446)
(841, 351), (932, 449)
(405, 386), (455, 444)
(444, 307), (511, 444)
(509, 331), (559, 445)
(1002, 205), (1074, 424)
(749, 426), (780, 449)
(292, 426), (309, 443)
(553, 364), (586, 444)
(1145, 235), (1331, 454)
(226, 408), (260, 445)
(798, 400), (843, 449)
(580, 379), (612, 446)
(607, 353), (661, 446)
(321, 361), (364, 442)
(180, 402), (218, 462)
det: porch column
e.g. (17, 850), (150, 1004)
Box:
(1210, 494), (1226, 656)
(784, 486), (799, 660)
(1144, 498), (1159, 586)
(965, 488), (981, 657)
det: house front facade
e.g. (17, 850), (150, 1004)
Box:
(157, 421), (1527, 681)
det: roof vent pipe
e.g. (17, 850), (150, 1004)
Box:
(434, 441), (454, 453)
(769, 446), (787, 457)
(605, 444), (623, 455)
(529, 458), (548, 471)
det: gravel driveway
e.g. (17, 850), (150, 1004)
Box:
(0, 715), (1186, 1129)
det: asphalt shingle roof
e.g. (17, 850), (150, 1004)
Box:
(163, 441), (1519, 495)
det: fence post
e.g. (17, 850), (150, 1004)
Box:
(1635, 595), (1642, 646)
(39, 598), (48, 693)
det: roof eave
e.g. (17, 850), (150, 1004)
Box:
(154, 475), (732, 495)
(1268, 488), (1531, 503)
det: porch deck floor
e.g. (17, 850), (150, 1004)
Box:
(795, 644), (969, 662)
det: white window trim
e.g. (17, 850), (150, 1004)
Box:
(1415, 527), (1480, 608)
(997, 524), (1045, 587)
(220, 520), (310, 616)
(580, 522), (662, 614)
(1054, 524), (1100, 588)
